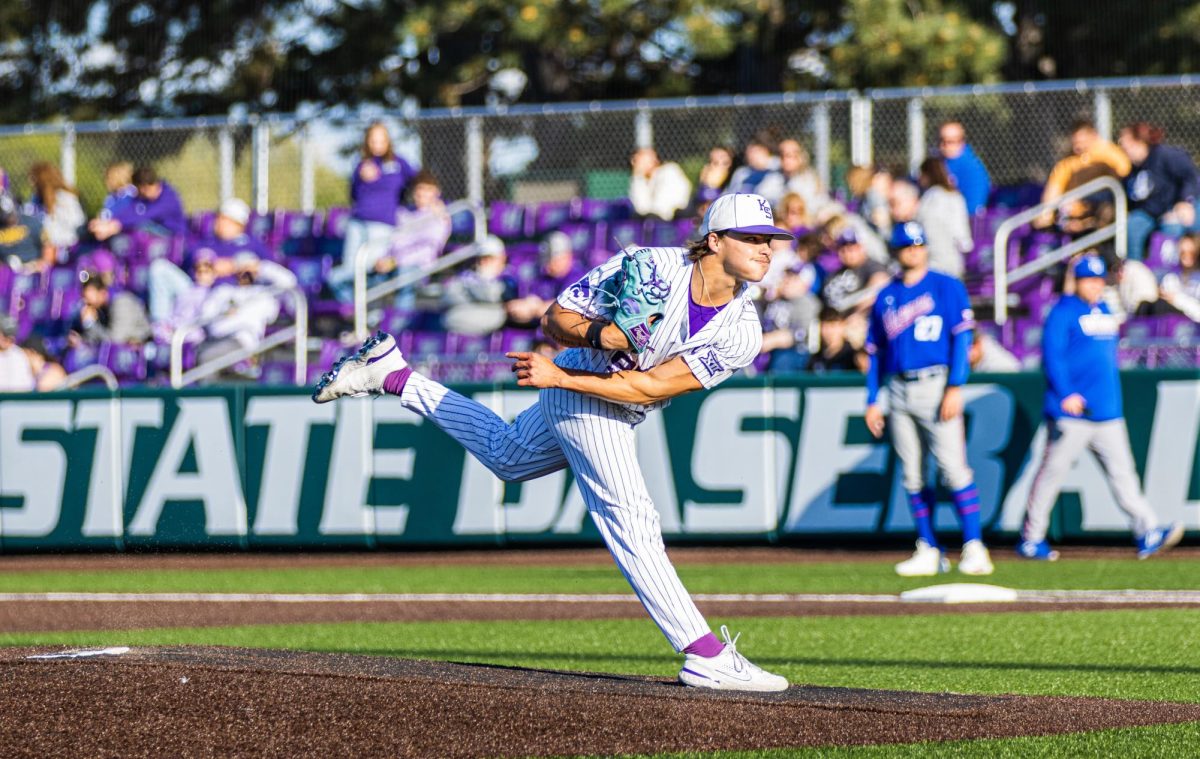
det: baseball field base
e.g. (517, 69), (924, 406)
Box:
(3, 646), (1198, 757)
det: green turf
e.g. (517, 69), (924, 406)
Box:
(4, 609), (1198, 703)
(1, 557), (1196, 594)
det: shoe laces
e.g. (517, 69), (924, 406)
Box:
(718, 625), (747, 674)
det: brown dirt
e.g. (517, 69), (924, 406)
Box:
(2, 646), (1197, 758)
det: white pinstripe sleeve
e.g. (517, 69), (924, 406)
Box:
(682, 300), (763, 389)
(556, 251), (626, 320)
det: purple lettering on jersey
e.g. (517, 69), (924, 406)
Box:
(629, 323), (652, 349)
(609, 352), (637, 371)
(883, 293), (936, 339)
(697, 349), (725, 377)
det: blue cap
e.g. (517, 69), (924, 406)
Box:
(890, 221), (927, 249)
(1073, 255), (1107, 279)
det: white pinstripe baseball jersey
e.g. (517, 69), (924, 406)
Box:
(555, 247), (762, 413)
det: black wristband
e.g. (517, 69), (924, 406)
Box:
(586, 321), (606, 350)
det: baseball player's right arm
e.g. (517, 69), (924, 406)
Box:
(864, 302), (887, 438)
(508, 352), (702, 405)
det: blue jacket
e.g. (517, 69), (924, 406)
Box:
(944, 144), (991, 215)
(1041, 295), (1123, 422)
(1126, 143), (1200, 218)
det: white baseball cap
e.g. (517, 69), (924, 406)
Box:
(699, 193), (794, 240)
(219, 197), (251, 226)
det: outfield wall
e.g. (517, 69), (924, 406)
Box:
(1, 371), (1198, 550)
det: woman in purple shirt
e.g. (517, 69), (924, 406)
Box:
(328, 123), (417, 302)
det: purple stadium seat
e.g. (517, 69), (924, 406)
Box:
(63, 343), (101, 373)
(0, 264), (12, 313)
(531, 202), (572, 236)
(645, 219), (680, 248)
(1159, 316), (1197, 342)
(488, 202), (525, 240)
(577, 198), (633, 223)
(449, 206), (476, 240)
(499, 329), (535, 354)
(1145, 233), (1176, 271)
(190, 211), (217, 239)
(285, 256), (330, 296)
(608, 219), (645, 249)
(105, 343), (148, 382)
(379, 308), (417, 335)
(260, 361), (297, 386)
(278, 211), (318, 257)
(142, 233), (185, 265)
(556, 222), (595, 255)
(505, 242), (540, 269)
(1120, 318), (1156, 344)
(247, 211), (275, 243)
(323, 207), (351, 240)
(106, 233), (137, 259)
(407, 331), (448, 359)
(446, 332), (491, 358)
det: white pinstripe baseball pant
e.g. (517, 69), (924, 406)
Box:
(398, 372), (711, 651)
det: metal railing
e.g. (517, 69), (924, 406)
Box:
(169, 284), (308, 388)
(55, 364), (119, 391)
(993, 176), (1127, 325)
(353, 200), (486, 339)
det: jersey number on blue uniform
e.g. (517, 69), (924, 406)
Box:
(914, 315), (943, 342)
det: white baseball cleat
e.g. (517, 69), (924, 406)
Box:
(312, 331), (407, 404)
(678, 625), (788, 693)
(958, 539), (995, 576)
(895, 540), (951, 577)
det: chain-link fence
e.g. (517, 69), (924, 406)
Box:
(1, 75), (1198, 214)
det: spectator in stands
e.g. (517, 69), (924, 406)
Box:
(441, 235), (517, 335)
(29, 162), (85, 255)
(505, 231), (585, 330)
(845, 165), (893, 238)
(778, 138), (829, 214)
(147, 197), (269, 332)
(807, 306), (861, 373)
(1160, 233), (1200, 321)
(331, 122), (418, 300)
(760, 251), (823, 372)
(0, 315), (34, 392)
(915, 159), (973, 279)
(1115, 258), (1171, 317)
(694, 146), (735, 208)
(87, 166), (187, 241)
(969, 330), (1021, 372)
(67, 272), (151, 348)
(0, 192), (54, 272)
(777, 192), (812, 237)
(937, 121), (991, 215)
(629, 147), (692, 221)
(195, 251), (298, 364)
(1117, 122), (1200, 261)
(729, 131), (785, 204)
(1037, 118), (1131, 235)
(820, 227), (890, 319)
(21, 335), (67, 391)
(99, 161), (136, 218)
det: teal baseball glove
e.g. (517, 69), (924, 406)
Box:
(608, 248), (671, 353)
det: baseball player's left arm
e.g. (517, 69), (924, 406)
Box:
(507, 352), (702, 405)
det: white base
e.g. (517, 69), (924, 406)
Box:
(900, 583), (1019, 604)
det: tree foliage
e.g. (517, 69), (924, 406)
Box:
(3, 0), (1198, 123)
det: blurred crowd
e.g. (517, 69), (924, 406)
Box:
(1, 113), (1198, 391)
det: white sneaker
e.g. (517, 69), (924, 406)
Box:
(895, 540), (951, 577)
(958, 539), (995, 576)
(678, 625), (788, 693)
(312, 331), (407, 404)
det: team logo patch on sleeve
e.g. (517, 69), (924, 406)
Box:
(697, 349), (725, 377)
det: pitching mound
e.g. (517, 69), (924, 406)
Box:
(2, 646), (1198, 758)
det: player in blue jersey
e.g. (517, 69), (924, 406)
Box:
(865, 221), (995, 576)
(1016, 256), (1184, 560)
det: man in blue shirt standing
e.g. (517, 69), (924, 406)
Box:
(1017, 256), (1183, 560)
(938, 121), (991, 216)
(865, 221), (994, 576)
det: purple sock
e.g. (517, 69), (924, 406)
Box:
(382, 367), (412, 396)
(683, 632), (725, 658)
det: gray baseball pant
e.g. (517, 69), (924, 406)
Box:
(887, 374), (974, 492)
(1022, 417), (1158, 542)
